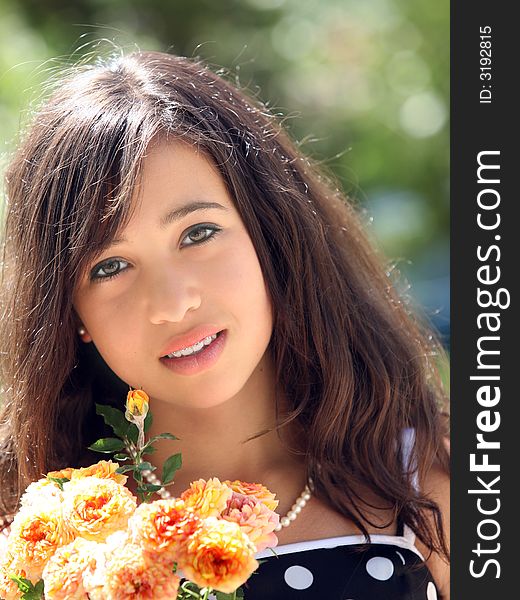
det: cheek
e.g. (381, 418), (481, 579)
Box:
(216, 238), (273, 331)
(74, 292), (142, 365)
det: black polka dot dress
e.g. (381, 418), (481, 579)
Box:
(243, 528), (439, 599)
(241, 429), (440, 599)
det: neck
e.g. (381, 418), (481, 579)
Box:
(140, 353), (307, 512)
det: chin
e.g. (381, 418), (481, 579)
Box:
(165, 377), (249, 411)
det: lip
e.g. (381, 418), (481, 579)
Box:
(159, 325), (224, 357)
(159, 329), (227, 376)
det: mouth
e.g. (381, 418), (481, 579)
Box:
(159, 330), (227, 376)
(161, 330), (225, 359)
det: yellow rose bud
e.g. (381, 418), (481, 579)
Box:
(125, 389), (149, 418)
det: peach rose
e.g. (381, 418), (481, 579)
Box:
(41, 537), (102, 599)
(180, 478), (233, 518)
(0, 552), (28, 600)
(20, 478), (64, 510)
(179, 517), (258, 594)
(221, 491), (279, 552)
(223, 480), (279, 511)
(84, 540), (180, 600)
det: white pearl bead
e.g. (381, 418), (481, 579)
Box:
(302, 492), (311, 501)
(291, 504), (302, 514)
(297, 498), (306, 507)
(280, 516), (290, 527)
(142, 469), (151, 477)
(288, 512), (298, 521)
(274, 524), (282, 532)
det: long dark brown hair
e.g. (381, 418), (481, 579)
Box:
(0, 51), (449, 559)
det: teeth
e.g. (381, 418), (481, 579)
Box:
(166, 333), (218, 359)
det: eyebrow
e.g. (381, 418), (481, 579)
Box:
(110, 201), (230, 245)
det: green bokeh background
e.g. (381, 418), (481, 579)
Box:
(0, 0), (449, 347)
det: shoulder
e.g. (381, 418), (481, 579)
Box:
(415, 441), (450, 599)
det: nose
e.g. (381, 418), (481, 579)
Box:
(145, 267), (202, 325)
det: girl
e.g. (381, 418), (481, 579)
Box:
(0, 51), (449, 598)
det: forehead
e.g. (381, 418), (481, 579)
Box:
(109, 141), (235, 240)
(137, 140), (232, 205)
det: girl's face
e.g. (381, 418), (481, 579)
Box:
(73, 141), (274, 409)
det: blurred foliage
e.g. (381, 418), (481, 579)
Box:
(0, 0), (449, 345)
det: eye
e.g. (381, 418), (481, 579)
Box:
(181, 224), (222, 247)
(90, 258), (129, 282)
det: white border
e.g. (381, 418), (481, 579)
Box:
(255, 533), (425, 561)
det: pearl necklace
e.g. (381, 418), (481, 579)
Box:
(141, 469), (313, 531)
(141, 468), (172, 499)
(274, 480), (313, 532)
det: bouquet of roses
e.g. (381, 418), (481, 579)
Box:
(0, 390), (280, 600)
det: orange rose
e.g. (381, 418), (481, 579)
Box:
(128, 499), (200, 560)
(125, 389), (149, 418)
(62, 477), (136, 542)
(70, 461), (127, 486)
(7, 503), (74, 581)
(179, 517), (258, 593)
(47, 468), (74, 481)
(181, 478), (232, 518)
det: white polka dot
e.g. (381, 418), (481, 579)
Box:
(427, 581), (438, 600)
(366, 556), (394, 581)
(396, 550), (406, 565)
(284, 565), (314, 590)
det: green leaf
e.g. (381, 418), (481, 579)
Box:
(95, 404), (129, 438)
(9, 575), (44, 598)
(27, 580), (45, 599)
(9, 574), (32, 593)
(214, 590), (238, 599)
(148, 432), (179, 444)
(178, 580), (203, 599)
(162, 453), (182, 484)
(136, 462), (155, 472)
(144, 410), (153, 433)
(115, 465), (137, 474)
(113, 453), (130, 461)
(141, 445), (157, 455)
(46, 476), (70, 491)
(88, 438), (126, 453)
(138, 483), (163, 492)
